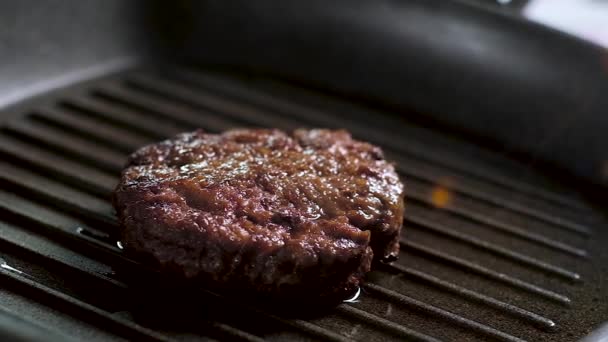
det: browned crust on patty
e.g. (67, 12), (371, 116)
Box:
(113, 128), (404, 298)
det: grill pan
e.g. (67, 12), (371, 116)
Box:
(1, 64), (607, 341)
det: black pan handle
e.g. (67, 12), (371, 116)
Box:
(173, 0), (608, 185)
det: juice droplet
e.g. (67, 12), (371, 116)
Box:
(343, 286), (361, 303)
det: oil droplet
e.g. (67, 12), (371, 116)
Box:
(430, 186), (452, 208)
(0, 257), (24, 275)
(116, 241), (124, 250)
(343, 286), (361, 303)
(385, 303), (393, 317)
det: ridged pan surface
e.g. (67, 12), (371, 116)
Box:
(0, 65), (606, 341)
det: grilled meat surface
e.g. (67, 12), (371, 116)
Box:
(113, 128), (404, 298)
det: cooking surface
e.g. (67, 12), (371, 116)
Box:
(0, 65), (606, 341)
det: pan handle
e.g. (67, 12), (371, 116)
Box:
(172, 0), (608, 185)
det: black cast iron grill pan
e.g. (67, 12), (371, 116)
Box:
(0, 65), (606, 341)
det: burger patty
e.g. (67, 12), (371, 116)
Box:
(113, 128), (405, 298)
